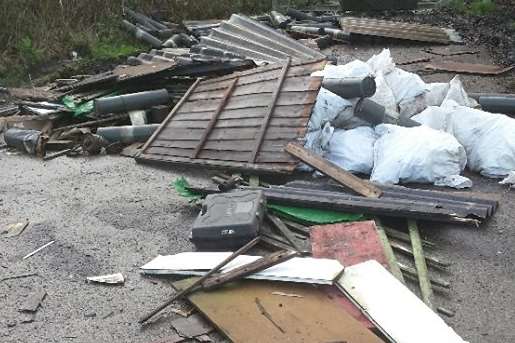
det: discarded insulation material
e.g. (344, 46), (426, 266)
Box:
(138, 59), (326, 174)
(173, 278), (384, 343)
(337, 260), (467, 343)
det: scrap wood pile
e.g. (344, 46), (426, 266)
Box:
(1, 4), (515, 342)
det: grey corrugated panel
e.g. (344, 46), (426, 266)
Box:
(200, 36), (283, 63)
(228, 14), (324, 59)
(219, 22), (316, 60)
(200, 14), (325, 64)
(209, 28), (291, 61)
(340, 17), (461, 44)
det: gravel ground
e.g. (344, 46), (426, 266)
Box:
(1, 41), (514, 343)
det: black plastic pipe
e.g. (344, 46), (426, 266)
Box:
(95, 89), (169, 115)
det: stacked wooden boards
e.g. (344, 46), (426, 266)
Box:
(137, 58), (326, 173)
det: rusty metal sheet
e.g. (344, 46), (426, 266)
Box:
(174, 278), (383, 343)
(137, 59), (326, 174)
(425, 61), (515, 75)
(340, 17), (461, 44)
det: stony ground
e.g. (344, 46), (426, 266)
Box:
(1, 41), (515, 343)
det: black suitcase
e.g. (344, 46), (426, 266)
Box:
(190, 190), (266, 250)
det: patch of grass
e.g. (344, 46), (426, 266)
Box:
(444, 0), (467, 13)
(468, 0), (496, 15)
(89, 40), (144, 61)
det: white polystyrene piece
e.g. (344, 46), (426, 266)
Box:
(140, 252), (344, 285)
(337, 260), (468, 343)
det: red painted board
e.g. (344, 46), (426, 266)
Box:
(311, 220), (388, 330)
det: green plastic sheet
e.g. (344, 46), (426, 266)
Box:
(62, 96), (95, 118)
(268, 203), (363, 225)
(171, 177), (363, 224)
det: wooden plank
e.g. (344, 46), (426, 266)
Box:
(285, 143), (383, 198)
(159, 127), (305, 141)
(168, 116), (308, 129)
(375, 218), (405, 283)
(337, 260), (467, 343)
(189, 76), (321, 100)
(425, 61), (515, 75)
(408, 220), (434, 310)
(146, 147), (297, 163)
(141, 78), (201, 153)
(250, 58), (291, 163)
(137, 154), (297, 174)
(173, 105), (313, 121)
(152, 139), (295, 152)
(192, 78), (238, 158)
(173, 278), (384, 343)
(179, 90), (318, 114)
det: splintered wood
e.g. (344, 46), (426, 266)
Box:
(137, 59), (326, 173)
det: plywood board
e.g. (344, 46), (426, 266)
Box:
(174, 278), (383, 343)
(337, 260), (467, 343)
(141, 253), (343, 285)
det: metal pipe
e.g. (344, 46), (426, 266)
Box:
(96, 124), (160, 144)
(322, 28), (350, 41)
(94, 89), (169, 115)
(289, 25), (323, 36)
(4, 128), (43, 155)
(477, 96), (515, 115)
(122, 20), (162, 48)
(270, 11), (291, 28)
(323, 76), (376, 98)
(355, 98), (421, 127)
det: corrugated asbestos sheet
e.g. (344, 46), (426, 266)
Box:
(137, 58), (326, 173)
(340, 17), (462, 44)
(198, 14), (325, 63)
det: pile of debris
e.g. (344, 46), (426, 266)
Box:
(1, 5), (514, 342)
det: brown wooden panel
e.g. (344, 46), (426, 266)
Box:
(196, 59), (326, 90)
(173, 278), (383, 343)
(152, 139), (296, 152)
(168, 117), (308, 129)
(173, 105), (313, 121)
(190, 76), (321, 100)
(160, 127), (305, 141)
(179, 91), (318, 114)
(138, 154), (297, 174)
(146, 146), (297, 163)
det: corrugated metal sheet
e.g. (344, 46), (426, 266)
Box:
(137, 58), (326, 174)
(340, 17), (462, 44)
(198, 14), (325, 64)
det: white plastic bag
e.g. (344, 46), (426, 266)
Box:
(326, 127), (377, 175)
(425, 82), (450, 107)
(298, 123), (334, 172)
(308, 88), (353, 132)
(367, 49), (396, 76)
(442, 76), (478, 108)
(384, 67), (429, 105)
(371, 124), (468, 186)
(370, 73), (398, 114)
(312, 60), (372, 79)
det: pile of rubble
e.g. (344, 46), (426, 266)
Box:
(1, 4), (515, 343)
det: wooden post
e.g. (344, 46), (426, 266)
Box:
(375, 218), (405, 283)
(408, 220), (434, 310)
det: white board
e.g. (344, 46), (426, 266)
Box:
(337, 260), (468, 343)
(141, 252), (344, 285)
